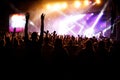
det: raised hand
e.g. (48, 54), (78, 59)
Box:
(41, 13), (45, 20)
(25, 12), (30, 20)
(39, 13), (45, 45)
(24, 12), (30, 42)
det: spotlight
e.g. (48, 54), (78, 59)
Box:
(61, 2), (68, 9)
(84, 0), (89, 6)
(53, 4), (61, 11)
(96, 0), (101, 4)
(46, 4), (51, 10)
(91, 13), (94, 15)
(11, 14), (25, 28)
(9, 14), (25, 32)
(74, 1), (81, 8)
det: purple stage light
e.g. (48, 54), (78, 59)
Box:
(43, 12), (110, 37)
(27, 0), (111, 38)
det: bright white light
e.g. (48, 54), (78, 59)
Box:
(58, 22), (68, 35)
(84, 28), (94, 38)
(53, 4), (61, 11)
(61, 2), (68, 9)
(10, 14), (25, 28)
(91, 0), (109, 29)
(84, 0), (89, 6)
(29, 21), (35, 26)
(57, 14), (86, 36)
(74, 1), (81, 8)
(91, 12), (103, 29)
(9, 14), (25, 32)
(91, 13), (94, 15)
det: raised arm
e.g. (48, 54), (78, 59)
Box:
(24, 12), (30, 42)
(39, 13), (45, 45)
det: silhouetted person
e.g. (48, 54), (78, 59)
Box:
(110, 41), (120, 64)
(39, 13), (45, 45)
(41, 37), (54, 64)
(78, 39), (95, 64)
(23, 13), (37, 64)
(44, 30), (49, 38)
(0, 38), (4, 49)
(24, 12), (29, 43)
(65, 40), (79, 64)
(30, 32), (39, 48)
(52, 38), (68, 65)
(96, 41), (108, 64)
(12, 38), (18, 49)
(5, 36), (12, 48)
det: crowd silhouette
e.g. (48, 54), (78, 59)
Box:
(0, 12), (118, 65)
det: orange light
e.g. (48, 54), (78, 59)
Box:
(96, 0), (101, 4)
(46, 4), (51, 10)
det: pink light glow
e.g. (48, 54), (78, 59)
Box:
(9, 14), (25, 32)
